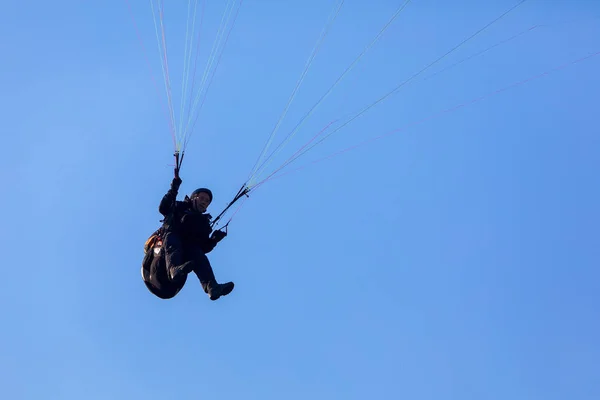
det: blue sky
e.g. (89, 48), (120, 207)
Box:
(1, 0), (599, 398)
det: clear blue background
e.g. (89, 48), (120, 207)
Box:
(1, 0), (599, 399)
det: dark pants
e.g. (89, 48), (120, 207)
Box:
(163, 231), (216, 288)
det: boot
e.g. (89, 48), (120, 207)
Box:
(204, 280), (235, 301)
(168, 260), (195, 281)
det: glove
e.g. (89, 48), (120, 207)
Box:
(211, 229), (227, 243)
(171, 177), (182, 190)
(172, 167), (182, 189)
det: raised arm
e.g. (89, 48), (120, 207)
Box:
(159, 177), (182, 216)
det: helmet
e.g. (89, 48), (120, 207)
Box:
(190, 188), (213, 202)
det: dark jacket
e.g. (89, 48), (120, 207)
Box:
(159, 178), (218, 254)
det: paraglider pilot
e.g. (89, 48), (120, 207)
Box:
(144, 167), (234, 301)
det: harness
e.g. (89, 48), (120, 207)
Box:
(143, 228), (164, 255)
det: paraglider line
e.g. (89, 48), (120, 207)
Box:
(184, 0), (235, 136)
(125, 0), (176, 149)
(157, 1), (178, 150)
(186, 0), (244, 151)
(186, 0), (207, 126)
(277, 0), (530, 172)
(246, 0), (345, 183)
(251, 0), (413, 183)
(424, 24), (540, 82)
(255, 49), (600, 186)
(150, 0), (178, 149)
(261, 21), (541, 178)
(220, 196), (249, 229)
(249, 119), (337, 189)
(178, 0), (199, 138)
(211, 184), (249, 228)
(216, 119), (337, 225)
